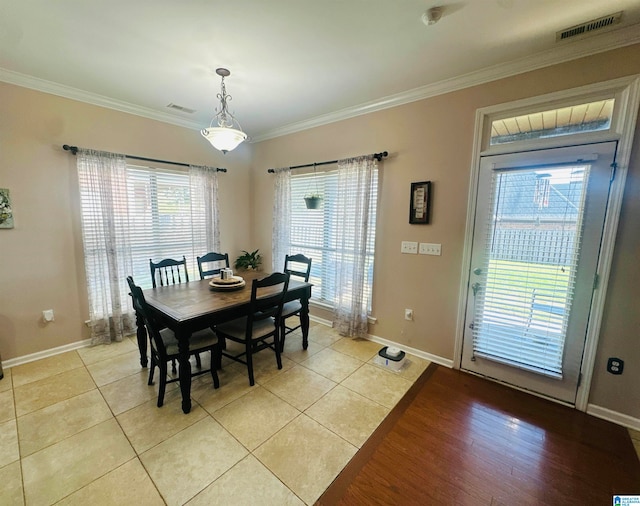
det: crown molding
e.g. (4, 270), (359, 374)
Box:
(0, 68), (203, 131)
(253, 25), (640, 142)
(1, 24), (638, 142)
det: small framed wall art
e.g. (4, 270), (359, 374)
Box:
(0, 188), (14, 229)
(409, 181), (431, 224)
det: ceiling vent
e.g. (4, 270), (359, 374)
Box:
(166, 103), (196, 114)
(556, 11), (622, 42)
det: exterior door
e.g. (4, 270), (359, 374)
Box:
(460, 142), (616, 404)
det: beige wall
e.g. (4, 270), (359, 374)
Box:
(0, 83), (252, 360)
(251, 44), (640, 418)
(1, 43), (638, 418)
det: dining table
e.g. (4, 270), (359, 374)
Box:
(136, 270), (312, 414)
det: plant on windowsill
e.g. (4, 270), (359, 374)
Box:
(234, 249), (263, 271)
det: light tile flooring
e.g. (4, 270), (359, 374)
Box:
(0, 322), (430, 506)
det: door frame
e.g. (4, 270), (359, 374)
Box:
(454, 75), (640, 410)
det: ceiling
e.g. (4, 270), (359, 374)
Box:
(1, 0), (639, 143)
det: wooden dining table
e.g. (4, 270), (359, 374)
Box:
(136, 270), (312, 414)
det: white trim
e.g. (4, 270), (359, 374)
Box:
(252, 26), (640, 141)
(1, 26), (638, 141)
(454, 75), (640, 412)
(0, 68), (203, 131)
(453, 108), (485, 370)
(2, 338), (92, 369)
(575, 76), (640, 410)
(365, 333), (454, 369)
(587, 404), (640, 432)
(309, 313), (333, 328)
(308, 315), (453, 368)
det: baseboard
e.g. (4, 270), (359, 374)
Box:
(308, 316), (453, 368)
(309, 314), (333, 327)
(366, 333), (454, 369)
(2, 338), (93, 370)
(587, 404), (640, 431)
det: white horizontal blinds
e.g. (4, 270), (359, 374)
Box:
(126, 166), (207, 288)
(290, 168), (378, 305)
(291, 172), (331, 302)
(472, 164), (589, 377)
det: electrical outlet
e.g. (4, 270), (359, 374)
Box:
(404, 308), (413, 320)
(401, 241), (418, 254)
(607, 357), (624, 374)
(419, 242), (441, 255)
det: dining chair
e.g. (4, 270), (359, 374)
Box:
(149, 255), (200, 370)
(197, 252), (230, 280)
(126, 276), (220, 407)
(279, 254), (312, 351)
(214, 272), (290, 386)
(149, 256), (189, 288)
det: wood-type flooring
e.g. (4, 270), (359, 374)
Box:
(318, 364), (640, 505)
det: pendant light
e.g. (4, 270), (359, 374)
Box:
(201, 68), (247, 154)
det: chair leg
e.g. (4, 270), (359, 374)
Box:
(215, 348), (222, 370)
(279, 318), (286, 352)
(274, 333), (283, 370)
(210, 347), (221, 389)
(157, 363), (168, 407)
(246, 342), (255, 386)
(147, 356), (156, 385)
(195, 352), (202, 369)
(171, 358), (177, 374)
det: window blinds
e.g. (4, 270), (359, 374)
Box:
(79, 164), (210, 293)
(290, 169), (378, 306)
(471, 165), (589, 377)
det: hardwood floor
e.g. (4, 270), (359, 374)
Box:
(318, 364), (640, 505)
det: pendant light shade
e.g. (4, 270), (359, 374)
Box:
(201, 127), (247, 153)
(201, 68), (247, 154)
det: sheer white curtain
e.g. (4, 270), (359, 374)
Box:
(332, 155), (378, 337)
(77, 149), (136, 345)
(272, 167), (291, 272)
(189, 165), (221, 254)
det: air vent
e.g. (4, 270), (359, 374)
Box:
(166, 103), (196, 114)
(556, 12), (622, 42)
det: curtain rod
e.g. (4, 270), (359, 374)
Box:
(62, 145), (227, 172)
(267, 151), (388, 173)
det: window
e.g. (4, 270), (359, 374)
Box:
(289, 168), (378, 307)
(490, 98), (615, 145)
(79, 164), (211, 295)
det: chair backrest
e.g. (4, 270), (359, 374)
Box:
(245, 272), (290, 334)
(197, 252), (230, 279)
(126, 276), (168, 357)
(284, 254), (312, 282)
(150, 256), (189, 288)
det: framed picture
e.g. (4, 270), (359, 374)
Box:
(0, 188), (14, 229)
(409, 181), (431, 224)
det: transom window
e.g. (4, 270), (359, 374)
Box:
(490, 98), (615, 145)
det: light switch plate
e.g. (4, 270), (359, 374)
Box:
(419, 243), (441, 255)
(401, 241), (418, 254)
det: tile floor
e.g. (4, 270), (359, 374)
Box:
(0, 322), (430, 506)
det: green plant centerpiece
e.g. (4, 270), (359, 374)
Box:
(234, 249), (263, 271)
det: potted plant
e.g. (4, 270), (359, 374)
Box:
(234, 249), (263, 271)
(304, 163), (323, 209)
(304, 193), (323, 209)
